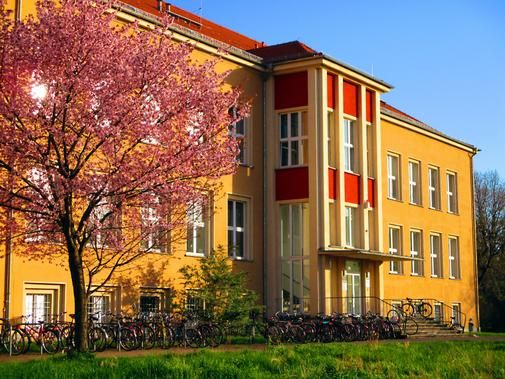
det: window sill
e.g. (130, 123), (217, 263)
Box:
(430, 275), (443, 279)
(186, 253), (206, 258)
(447, 211), (459, 216)
(449, 276), (461, 280)
(428, 206), (442, 212)
(229, 257), (254, 263)
(387, 197), (403, 203)
(410, 273), (424, 277)
(409, 202), (423, 208)
(239, 163), (254, 169)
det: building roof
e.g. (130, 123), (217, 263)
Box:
(380, 101), (476, 151)
(248, 41), (320, 63)
(119, 1), (265, 51)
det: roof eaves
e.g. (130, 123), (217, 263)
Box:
(380, 106), (477, 151)
(113, 1), (264, 65)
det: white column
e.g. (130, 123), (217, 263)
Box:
(359, 86), (369, 250)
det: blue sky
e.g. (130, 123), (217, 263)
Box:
(172, 0), (505, 177)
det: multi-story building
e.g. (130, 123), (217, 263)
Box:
(2, 0), (479, 327)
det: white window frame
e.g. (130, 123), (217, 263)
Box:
(280, 203), (310, 313)
(408, 160), (421, 205)
(228, 198), (248, 260)
(389, 226), (402, 274)
(229, 107), (248, 165)
(344, 206), (357, 247)
(279, 112), (307, 167)
(387, 154), (400, 200)
(140, 202), (167, 253)
(448, 236), (460, 279)
(186, 202), (207, 257)
(410, 229), (423, 276)
(452, 303), (461, 325)
(88, 295), (111, 323)
(447, 172), (458, 214)
(327, 110), (336, 168)
(428, 167), (440, 209)
(430, 233), (442, 278)
(343, 119), (355, 172)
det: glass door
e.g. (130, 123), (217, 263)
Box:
(344, 261), (362, 315)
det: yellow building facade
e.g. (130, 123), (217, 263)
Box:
(1, 0), (479, 328)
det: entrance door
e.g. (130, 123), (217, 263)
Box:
(344, 260), (362, 314)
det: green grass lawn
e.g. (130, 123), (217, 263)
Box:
(0, 340), (504, 378)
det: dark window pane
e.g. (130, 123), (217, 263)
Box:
(280, 114), (288, 139)
(236, 202), (244, 228)
(290, 113), (299, 137)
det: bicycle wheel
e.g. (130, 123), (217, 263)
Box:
(119, 328), (138, 351)
(401, 303), (414, 317)
(387, 309), (402, 323)
(287, 325), (305, 344)
(420, 303), (433, 318)
(403, 318), (418, 335)
(41, 329), (61, 354)
(184, 328), (203, 348)
(141, 325), (156, 350)
(88, 327), (108, 352)
(60, 325), (75, 350)
(2, 329), (26, 355)
(266, 325), (281, 345)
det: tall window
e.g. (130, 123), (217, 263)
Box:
(327, 111), (336, 167)
(408, 161), (421, 205)
(430, 234), (442, 278)
(387, 154), (400, 200)
(410, 230), (423, 275)
(389, 226), (402, 274)
(88, 295), (110, 322)
(447, 172), (458, 213)
(449, 236), (460, 279)
(343, 119), (355, 172)
(228, 199), (247, 260)
(25, 293), (51, 323)
(229, 107), (247, 165)
(141, 203), (167, 253)
(344, 206), (357, 247)
(279, 112), (307, 167)
(428, 167), (440, 209)
(186, 202), (206, 256)
(280, 204), (310, 313)
(90, 201), (120, 249)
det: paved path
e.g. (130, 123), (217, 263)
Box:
(0, 334), (503, 363)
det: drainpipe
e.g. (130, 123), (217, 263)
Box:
(470, 149), (480, 331)
(15, 0), (22, 21)
(3, 208), (12, 321)
(262, 66), (271, 314)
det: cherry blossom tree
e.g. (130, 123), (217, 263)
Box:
(0, 0), (243, 352)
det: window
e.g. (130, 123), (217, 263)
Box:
(343, 119), (356, 172)
(410, 230), (423, 276)
(228, 199), (247, 260)
(430, 234), (442, 278)
(186, 202), (206, 256)
(344, 206), (357, 247)
(141, 202), (167, 253)
(88, 295), (110, 322)
(140, 288), (171, 314)
(449, 236), (460, 279)
(408, 161), (421, 205)
(428, 167), (440, 209)
(185, 290), (205, 313)
(279, 112), (308, 167)
(327, 111), (336, 168)
(90, 201), (120, 249)
(24, 283), (63, 323)
(447, 172), (458, 213)
(452, 303), (461, 325)
(140, 296), (160, 314)
(434, 303), (442, 322)
(389, 226), (402, 274)
(280, 203), (310, 313)
(387, 154), (400, 200)
(229, 107), (247, 165)
(25, 293), (51, 323)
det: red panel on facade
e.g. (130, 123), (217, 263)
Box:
(367, 178), (375, 208)
(328, 168), (337, 199)
(366, 90), (374, 123)
(276, 167), (309, 201)
(345, 172), (360, 204)
(275, 72), (308, 110)
(343, 81), (358, 117)
(327, 74), (336, 109)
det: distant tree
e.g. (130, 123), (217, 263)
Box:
(178, 246), (258, 324)
(475, 171), (505, 331)
(0, 0), (244, 352)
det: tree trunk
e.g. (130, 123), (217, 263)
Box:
(67, 242), (89, 352)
